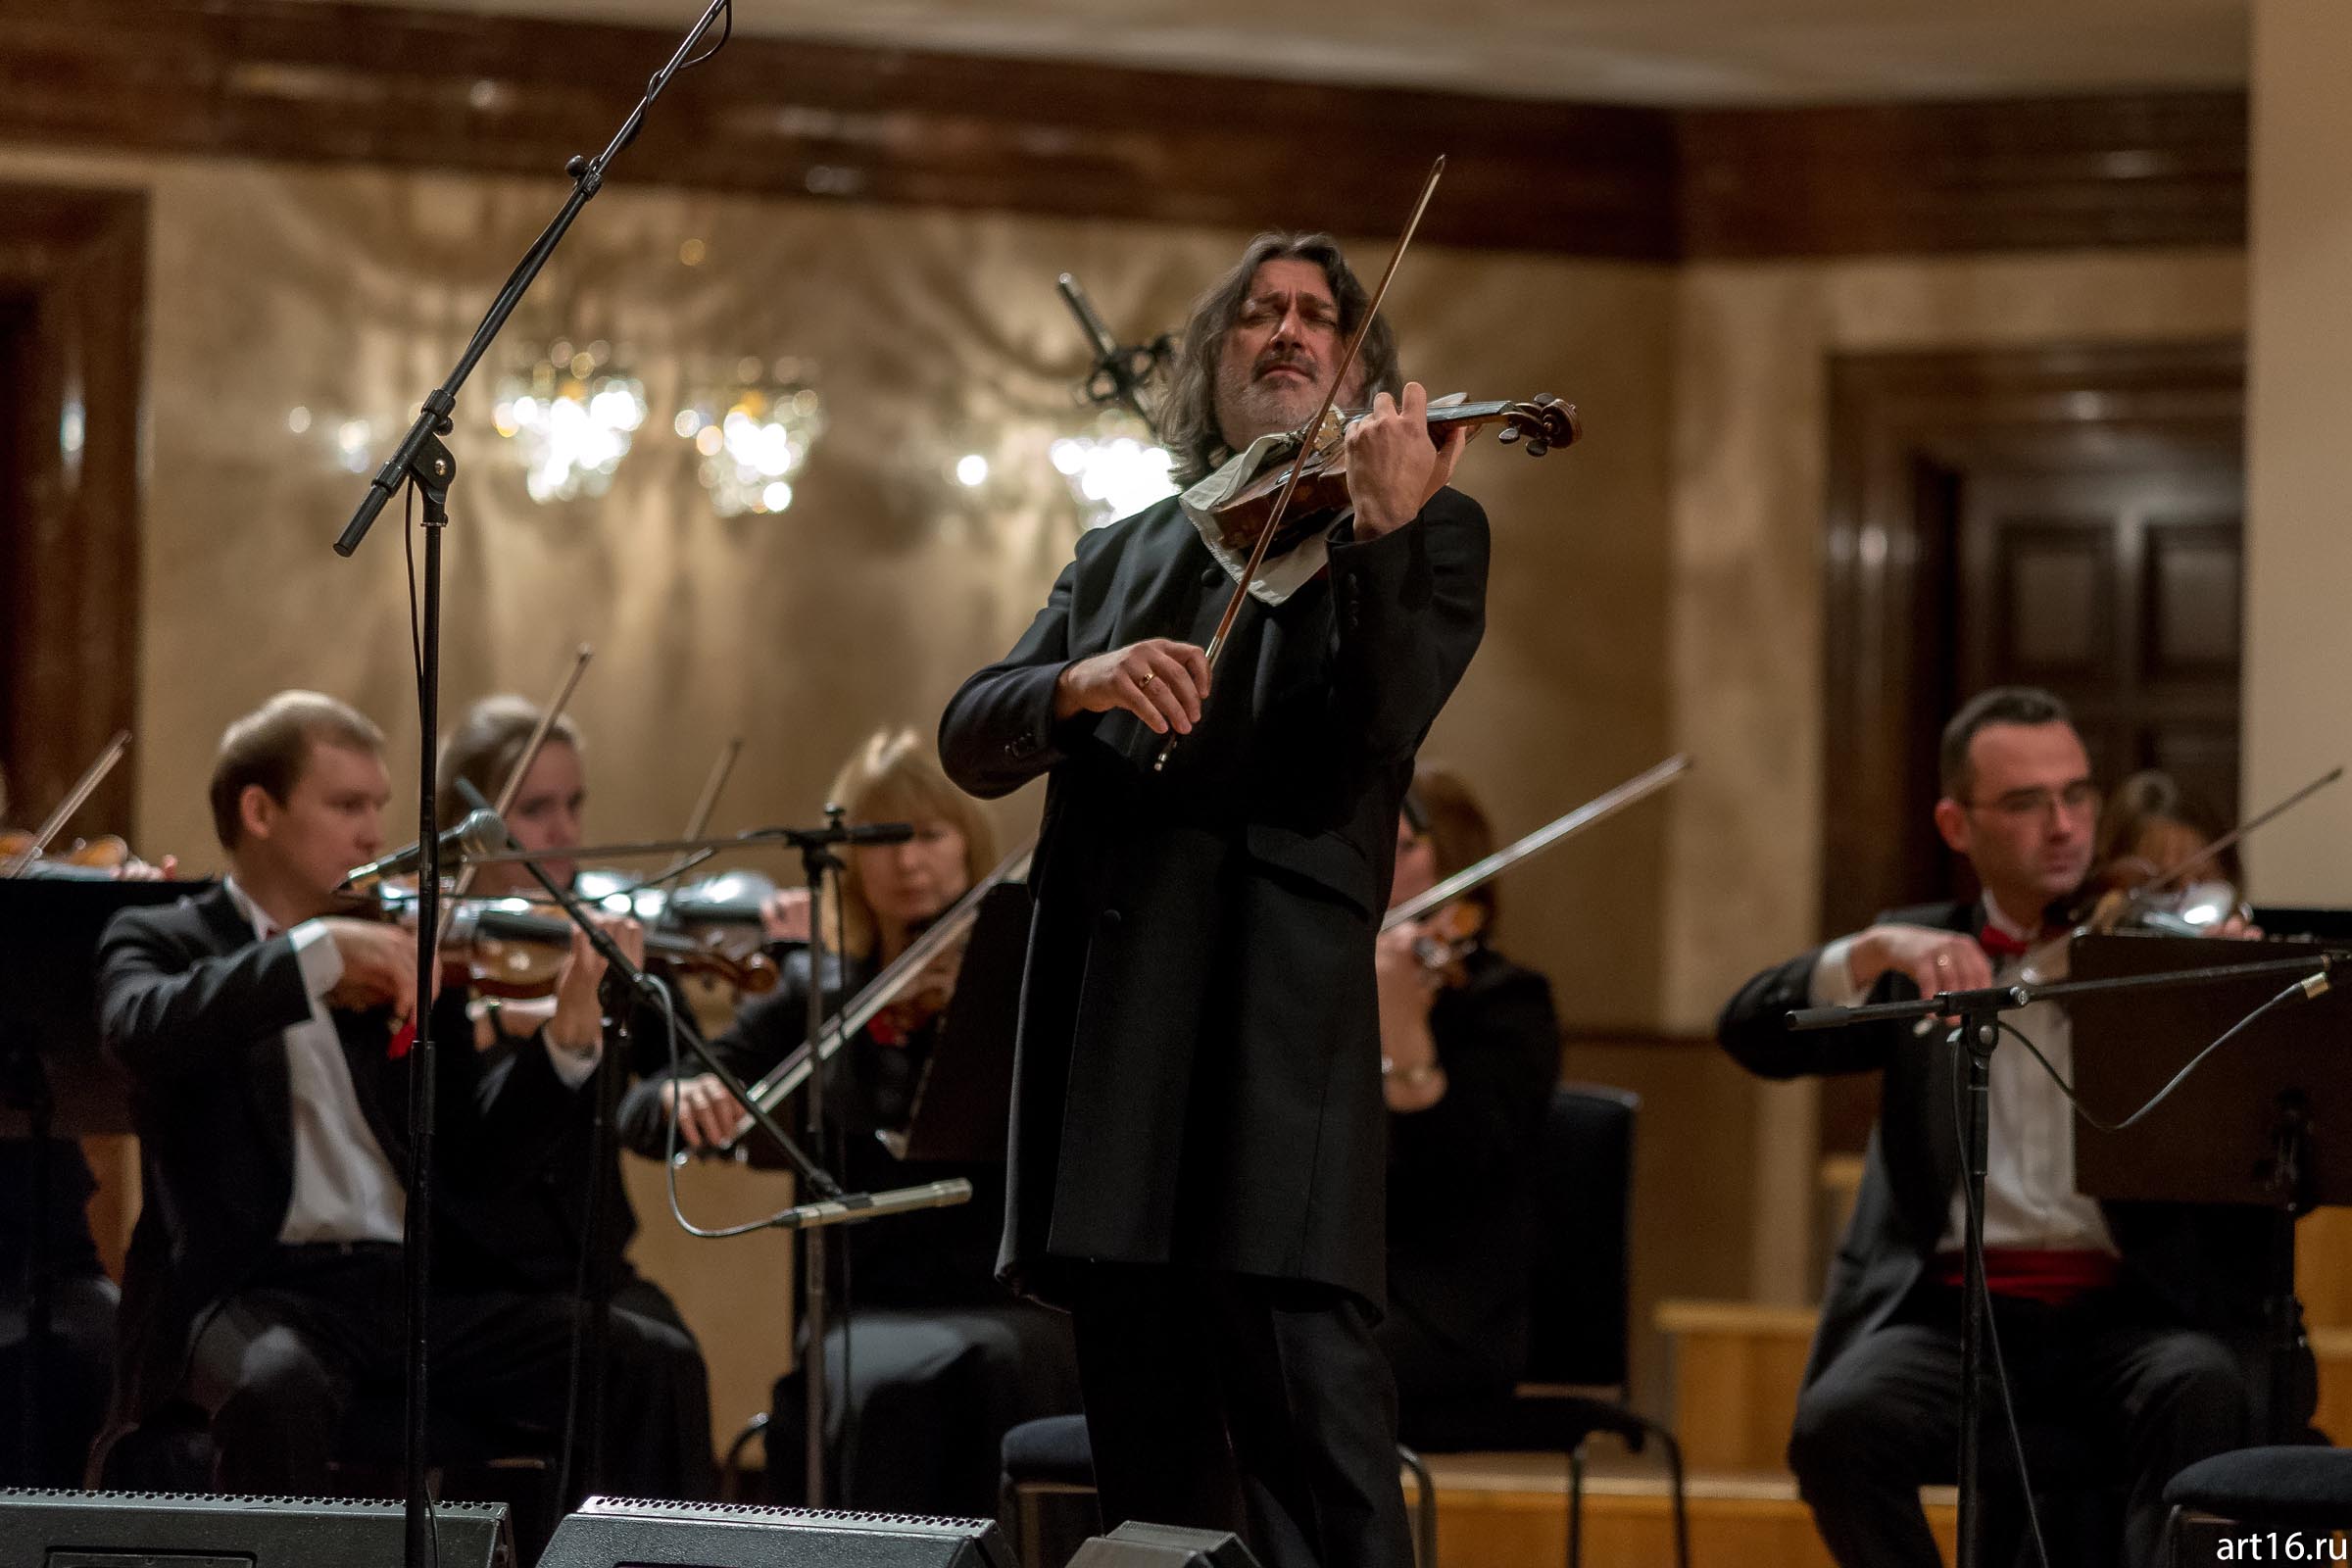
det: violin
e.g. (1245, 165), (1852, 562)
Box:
(2, 730), (172, 879)
(1205, 396), (1580, 559)
(454, 902), (774, 1000)
(1404, 900), (1490, 990)
(0, 830), (141, 879)
(364, 889), (777, 1000)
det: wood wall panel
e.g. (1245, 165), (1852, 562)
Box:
(3, 2), (1677, 259)
(1, 2), (2248, 262)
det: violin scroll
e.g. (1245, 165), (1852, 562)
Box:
(1492, 395), (1581, 458)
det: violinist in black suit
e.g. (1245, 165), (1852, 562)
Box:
(91, 691), (670, 1494)
(432, 695), (714, 1499)
(1715, 687), (2301, 1568)
(939, 232), (1489, 1568)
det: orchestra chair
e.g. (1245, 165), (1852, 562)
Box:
(2164, 1446), (2352, 1566)
(1400, 1082), (1690, 1568)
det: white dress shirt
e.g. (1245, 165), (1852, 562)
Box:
(223, 879), (407, 1245)
(1812, 897), (2116, 1257)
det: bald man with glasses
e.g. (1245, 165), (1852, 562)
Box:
(1715, 685), (2305, 1568)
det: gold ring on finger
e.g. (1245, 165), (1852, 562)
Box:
(1137, 669), (1157, 688)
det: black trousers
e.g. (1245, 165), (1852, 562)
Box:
(1788, 1284), (2255, 1568)
(180, 1245), (699, 1499)
(0, 1272), (119, 1487)
(766, 1302), (1081, 1517)
(1068, 1262), (1413, 1568)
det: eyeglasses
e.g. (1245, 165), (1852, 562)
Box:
(1964, 780), (2101, 823)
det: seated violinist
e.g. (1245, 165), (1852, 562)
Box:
(430, 695), (715, 1499)
(1714, 687), (2303, 1568)
(88, 691), (662, 1494)
(2086, 770), (2245, 927)
(1373, 765), (1560, 1444)
(620, 727), (1080, 1517)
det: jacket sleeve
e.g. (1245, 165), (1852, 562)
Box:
(1322, 487), (1490, 766)
(97, 908), (314, 1087)
(1716, 948), (1910, 1080)
(940, 558), (1084, 800)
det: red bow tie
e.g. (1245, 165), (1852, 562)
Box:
(1978, 923), (2033, 960)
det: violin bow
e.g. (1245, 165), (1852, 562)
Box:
(682, 736), (745, 842)
(709, 837), (1038, 1158)
(2028, 760), (2345, 972)
(1910, 761), (2346, 1036)
(1383, 756), (1691, 931)
(2, 729), (131, 878)
(433, 643), (594, 941)
(1154, 154), (1446, 773)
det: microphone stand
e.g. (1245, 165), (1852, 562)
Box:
(328, 8), (732, 1563)
(452, 786), (937, 1509)
(1787, 948), (2340, 1568)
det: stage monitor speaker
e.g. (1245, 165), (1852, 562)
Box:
(1065, 1522), (1262, 1566)
(538, 1495), (1017, 1567)
(0, 1488), (513, 1566)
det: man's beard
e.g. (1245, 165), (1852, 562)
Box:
(1214, 350), (1331, 454)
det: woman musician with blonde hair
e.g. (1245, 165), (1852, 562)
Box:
(621, 727), (1079, 1515)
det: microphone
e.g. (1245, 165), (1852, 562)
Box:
(342, 807), (508, 889)
(1057, 271), (1169, 435)
(763, 1178), (973, 1233)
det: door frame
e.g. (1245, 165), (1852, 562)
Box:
(0, 184), (147, 840)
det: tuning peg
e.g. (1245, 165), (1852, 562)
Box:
(1526, 439), (1548, 458)
(1497, 427), (1521, 446)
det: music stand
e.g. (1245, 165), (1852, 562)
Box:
(0, 878), (204, 1476)
(883, 882), (1031, 1165)
(2068, 930), (2352, 1442)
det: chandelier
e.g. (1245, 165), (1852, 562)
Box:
(490, 341), (649, 504)
(675, 361), (827, 517)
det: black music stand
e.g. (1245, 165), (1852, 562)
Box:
(884, 882), (1031, 1164)
(2068, 931), (2352, 1443)
(0, 878), (203, 1475)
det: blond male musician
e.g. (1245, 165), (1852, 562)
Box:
(89, 691), (675, 1494)
(1716, 687), (2304, 1568)
(941, 232), (1487, 1568)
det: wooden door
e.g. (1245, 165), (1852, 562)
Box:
(1958, 463), (2242, 824)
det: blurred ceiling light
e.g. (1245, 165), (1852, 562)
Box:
(491, 344), (648, 505)
(1049, 412), (1177, 528)
(676, 365), (826, 517)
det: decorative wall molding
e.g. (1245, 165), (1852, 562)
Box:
(3, 2), (2245, 261)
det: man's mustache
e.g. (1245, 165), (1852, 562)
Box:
(1254, 351), (1319, 383)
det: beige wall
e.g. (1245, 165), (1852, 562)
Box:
(2245, 0), (2352, 905)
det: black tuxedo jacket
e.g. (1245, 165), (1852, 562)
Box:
(1717, 900), (2301, 1411)
(939, 490), (1489, 1309)
(94, 886), (577, 1437)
